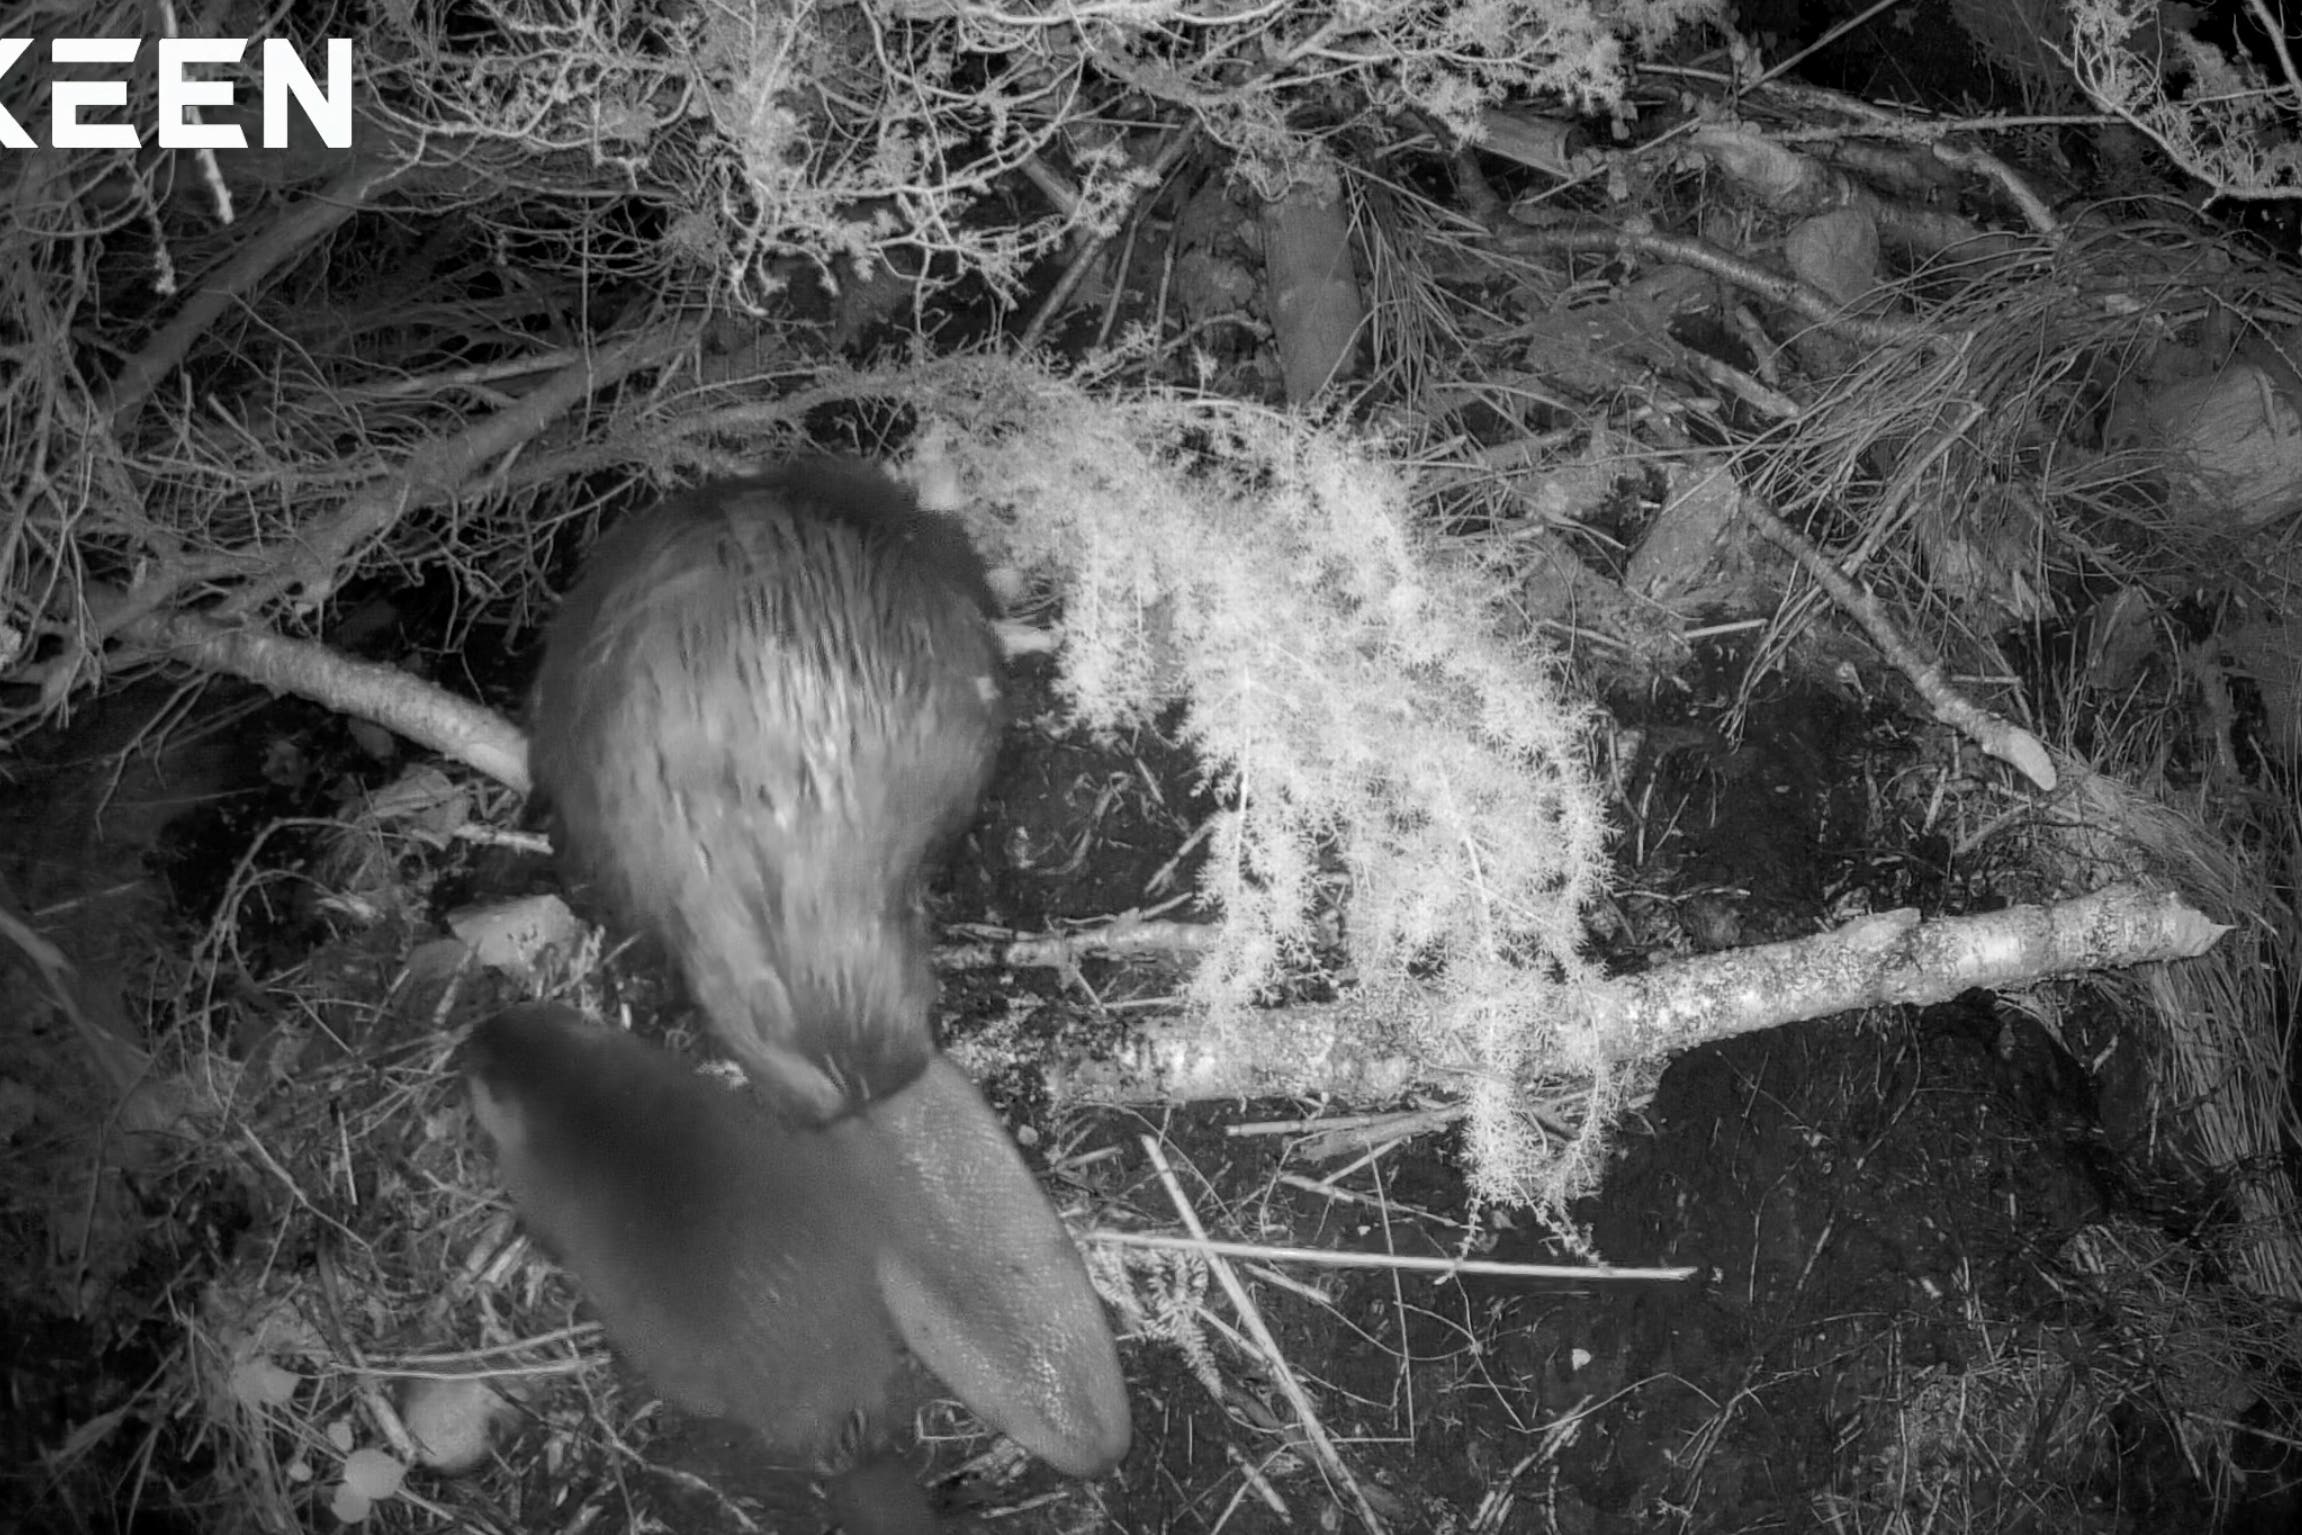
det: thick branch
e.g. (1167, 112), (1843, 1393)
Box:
(127, 609), (529, 792)
(1039, 884), (2226, 1106)
(106, 158), (406, 439)
(211, 322), (698, 628)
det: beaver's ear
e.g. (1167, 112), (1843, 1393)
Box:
(865, 1054), (1131, 1478)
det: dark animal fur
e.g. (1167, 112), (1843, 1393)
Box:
(466, 1005), (1132, 1529)
(527, 460), (1002, 1124)
(505, 460), (1128, 1508)
(465, 1005), (915, 1470)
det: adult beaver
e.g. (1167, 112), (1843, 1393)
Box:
(527, 460), (1003, 1124)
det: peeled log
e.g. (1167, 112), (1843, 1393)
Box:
(1260, 179), (1365, 403)
(1040, 883), (2227, 1105)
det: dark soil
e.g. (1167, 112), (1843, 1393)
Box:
(0, 646), (2290, 1535)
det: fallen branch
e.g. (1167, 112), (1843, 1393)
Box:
(127, 608), (530, 792)
(1038, 883), (2226, 1105)
(1746, 496), (2057, 790)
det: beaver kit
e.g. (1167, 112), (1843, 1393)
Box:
(485, 462), (1128, 1529)
(465, 1004), (931, 1528)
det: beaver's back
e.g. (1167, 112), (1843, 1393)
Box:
(528, 462), (1002, 1122)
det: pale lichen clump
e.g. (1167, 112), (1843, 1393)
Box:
(914, 363), (1615, 1216)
